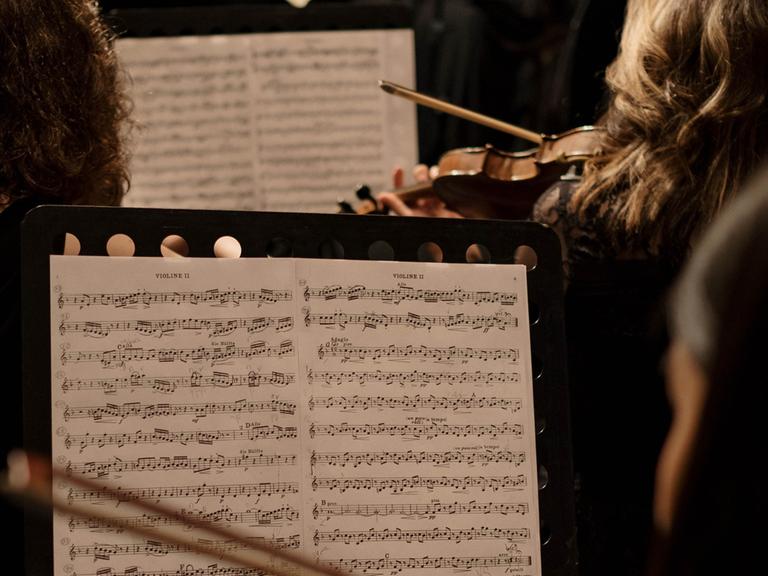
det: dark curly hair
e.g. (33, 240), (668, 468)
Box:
(0, 0), (131, 206)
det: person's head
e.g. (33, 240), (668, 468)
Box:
(0, 0), (131, 207)
(652, 168), (768, 575)
(574, 0), (768, 262)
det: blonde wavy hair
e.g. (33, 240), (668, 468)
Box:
(574, 0), (768, 260)
(0, 0), (131, 207)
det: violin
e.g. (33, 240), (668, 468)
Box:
(340, 81), (602, 219)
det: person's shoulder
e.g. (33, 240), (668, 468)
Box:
(531, 177), (580, 226)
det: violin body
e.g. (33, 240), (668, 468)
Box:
(433, 125), (601, 219)
(340, 125), (601, 219)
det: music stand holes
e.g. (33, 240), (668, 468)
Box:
(536, 416), (547, 435)
(514, 245), (538, 271)
(367, 240), (394, 261)
(106, 234), (135, 257)
(532, 356), (544, 380)
(160, 235), (189, 258)
(538, 465), (550, 490)
(529, 302), (541, 325)
(62, 233), (81, 256)
(266, 237), (293, 258)
(319, 238), (345, 259)
(213, 236), (242, 258)
(466, 243), (491, 263)
(417, 242), (443, 263)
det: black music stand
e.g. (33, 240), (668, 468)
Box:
(103, 1), (412, 37)
(21, 206), (576, 576)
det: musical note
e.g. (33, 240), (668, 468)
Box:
(68, 481), (299, 503)
(58, 288), (292, 309)
(306, 369), (519, 387)
(71, 567), (264, 576)
(64, 399), (295, 422)
(304, 310), (517, 332)
(308, 423), (522, 439)
(61, 371), (295, 394)
(50, 256), (541, 575)
(72, 564), (269, 576)
(325, 553), (532, 571)
(66, 425), (298, 451)
(312, 501), (530, 519)
(317, 342), (518, 363)
(313, 526), (530, 545)
(311, 475), (527, 493)
(59, 315), (294, 338)
(310, 450), (526, 468)
(67, 453), (296, 478)
(304, 285), (517, 306)
(68, 505), (299, 532)
(308, 395), (521, 412)
(62, 341), (294, 367)
(69, 535), (300, 560)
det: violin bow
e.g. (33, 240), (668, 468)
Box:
(379, 80), (544, 145)
(2, 450), (348, 576)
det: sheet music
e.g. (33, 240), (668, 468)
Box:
(50, 257), (541, 576)
(117, 30), (417, 212)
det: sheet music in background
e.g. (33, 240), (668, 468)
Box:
(117, 30), (417, 212)
(50, 256), (541, 576)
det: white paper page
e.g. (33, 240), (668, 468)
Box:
(50, 257), (301, 576)
(50, 256), (540, 576)
(118, 30), (417, 212)
(295, 260), (540, 576)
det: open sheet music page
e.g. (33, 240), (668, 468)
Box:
(117, 30), (417, 212)
(50, 256), (541, 576)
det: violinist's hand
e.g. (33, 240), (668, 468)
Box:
(379, 166), (463, 218)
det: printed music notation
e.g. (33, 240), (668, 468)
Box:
(63, 399), (295, 422)
(61, 371), (295, 393)
(118, 30), (416, 212)
(317, 341), (518, 363)
(313, 526), (530, 545)
(65, 425), (298, 451)
(67, 453), (296, 478)
(68, 481), (299, 504)
(72, 567), (264, 576)
(312, 501), (530, 519)
(50, 257), (541, 576)
(58, 288), (293, 309)
(304, 285), (517, 306)
(311, 475), (527, 493)
(304, 310), (517, 332)
(306, 369), (519, 387)
(61, 341), (295, 367)
(325, 554), (533, 572)
(308, 395), (521, 412)
(310, 450), (526, 468)
(68, 505), (299, 532)
(308, 423), (523, 439)
(69, 535), (301, 560)
(73, 398), (293, 421)
(59, 315), (294, 337)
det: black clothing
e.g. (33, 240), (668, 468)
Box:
(534, 180), (675, 576)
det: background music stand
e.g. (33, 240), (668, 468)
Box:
(102, 1), (412, 37)
(21, 206), (576, 576)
